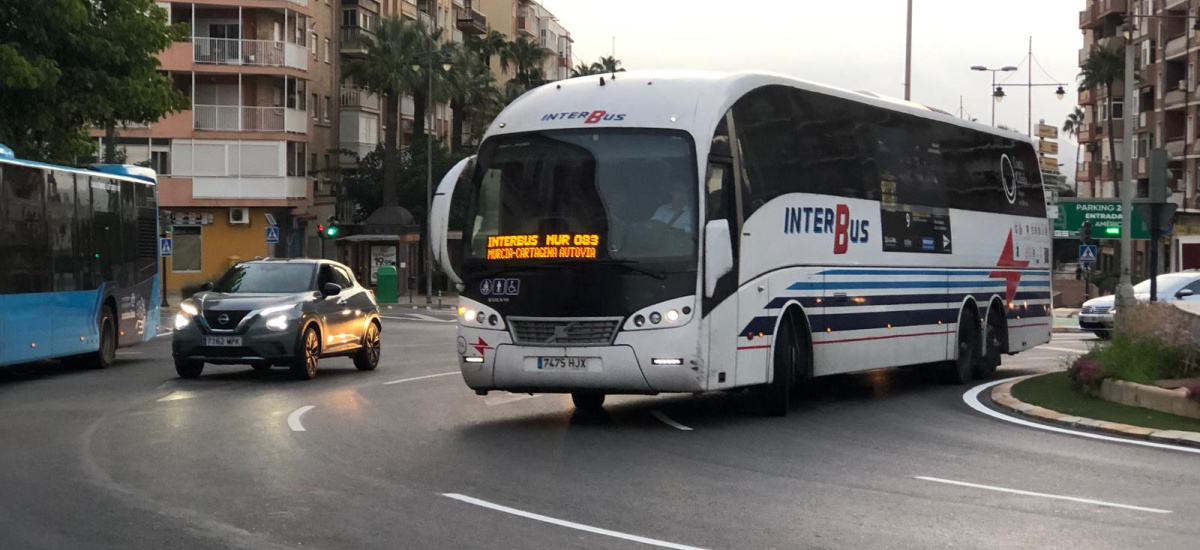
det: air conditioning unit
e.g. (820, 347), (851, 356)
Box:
(229, 207), (250, 225)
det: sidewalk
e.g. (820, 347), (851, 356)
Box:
(1052, 307), (1082, 333)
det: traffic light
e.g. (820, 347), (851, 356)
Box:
(1079, 221), (1094, 245)
(317, 219), (340, 239)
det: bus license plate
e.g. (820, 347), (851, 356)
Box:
(538, 356), (590, 371)
(205, 336), (243, 347)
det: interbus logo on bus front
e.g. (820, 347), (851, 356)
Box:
(782, 204), (869, 255)
(540, 110), (627, 124)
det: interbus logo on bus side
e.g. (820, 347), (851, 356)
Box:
(540, 110), (627, 123)
(783, 204), (869, 254)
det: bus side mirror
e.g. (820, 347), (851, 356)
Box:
(704, 219), (734, 298)
(431, 156), (473, 286)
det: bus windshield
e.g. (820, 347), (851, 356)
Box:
(213, 263), (316, 294)
(459, 129), (698, 274)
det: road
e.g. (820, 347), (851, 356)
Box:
(1, 318), (1197, 550)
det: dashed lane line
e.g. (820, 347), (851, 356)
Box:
(651, 410), (693, 431)
(382, 371), (460, 385)
(1035, 345), (1090, 354)
(441, 493), (710, 550)
(915, 476), (1172, 514)
(287, 405), (315, 432)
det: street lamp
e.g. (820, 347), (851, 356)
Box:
(971, 65), (1017, 125)
(412, 48), (454, 305)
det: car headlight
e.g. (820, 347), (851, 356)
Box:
(180, 301), (199, 316)
(174, 313), (190, 330)
(265, 315), (289, 331)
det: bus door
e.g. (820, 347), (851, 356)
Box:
(703, 156), (740, 390)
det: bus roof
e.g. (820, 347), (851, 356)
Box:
(486, 70), (1037, 147)
(0, 146), (157, 186)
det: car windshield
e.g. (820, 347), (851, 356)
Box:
(453, 129), (698, 274)
(212, 263), (315, 294)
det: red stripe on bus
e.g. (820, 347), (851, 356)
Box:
(814, 329), (953, 345)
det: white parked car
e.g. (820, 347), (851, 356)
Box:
(1079, 270), (1200, 337)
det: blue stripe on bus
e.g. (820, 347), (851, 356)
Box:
(740, 301), (1052, 338)
(788, 280), (1006, 290)
(764, 290), (1052, 309)
(819, 268), (1051, 278)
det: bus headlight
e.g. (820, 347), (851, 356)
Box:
(174, 313), (190, 330)
(464, 309), (477, 322)
(665, 309), (680, 322)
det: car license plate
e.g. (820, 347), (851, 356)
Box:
(205, 336), (243, 347)
(537, 356), (590, 371)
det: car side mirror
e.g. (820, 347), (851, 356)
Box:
(200, 282), (214, 291)
(321, 283), (343, 297)
(704, 219), (734, 299)
(1176, 288), (1194, 299)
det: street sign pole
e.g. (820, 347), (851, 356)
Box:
(161, 232), (169, 307)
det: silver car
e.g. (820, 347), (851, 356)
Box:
(1079, 270), (1200, 337)
(171, 259), (382, 379)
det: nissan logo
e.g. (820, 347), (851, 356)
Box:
(217, 314), (230, 325)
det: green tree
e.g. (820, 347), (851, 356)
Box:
(443, 46), (501, 153)
(570, 62), (599, 77)
(0, 0), (188, 162)
(1078, 44), (1124, 197)
(342, 17), (439, 206)
(594, 55), (625, 74)
(500, 36), (546, 89)
(465, 29), (508, 69)
(336, 144), (466, 223)
(1063, 105), (1086, 195)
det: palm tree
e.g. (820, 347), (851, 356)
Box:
(1078, 44), (1124, 197)
(341, 17), (432, 206)
(465, 29), (508, 70)
(443, 46), (501, 152)
(571, 62), (599, 77)
(500, 36), (547, 89)
(594, 55), (625, 74)
(1063, 106), (1086, 195)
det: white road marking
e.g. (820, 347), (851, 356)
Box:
(963, 377), (1200, 455)
(155, 329), (174, 338)
(157, 391), (196, 402)
(651, 410), (693, 431)
(287, 405), (315, 432)
(380, 314), (456, 323)
(915, 476), (1172, 514)
(382, 371), (460, 385)
(1036, 345), (1089, 354)
(441, 493), (710, 550)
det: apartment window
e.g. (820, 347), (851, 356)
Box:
(324, 95), (331, 121)
(312, 93), (319, 120)
(172, 227), (201, 273)
(324, 38), (330, 63)
(1111, 98), (1124, 120)
(310, 153), (318, 174)
(311, 33), (318, 57)
(150, 151), (169, 175)
(324, 154), (331, 171)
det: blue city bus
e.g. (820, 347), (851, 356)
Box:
(0, 143), (161, 368)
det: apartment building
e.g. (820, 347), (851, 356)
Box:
(471, 0), (572, 83)
(1076, 0), (1200, 273)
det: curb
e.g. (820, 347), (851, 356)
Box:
(990, 375), (1200, 449)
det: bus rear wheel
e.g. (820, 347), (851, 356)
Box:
(571, 392), (605, 411)
(976, 313), (1005, 379)
(86, 307), (117, 370)
(947, 310), (979, 384)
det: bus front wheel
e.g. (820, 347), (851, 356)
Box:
(87, 307), (117, 370)
(571, 392), (605, 411)
(763, 313), (805, 416)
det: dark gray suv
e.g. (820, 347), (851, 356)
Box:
(171, 259), (381, 380)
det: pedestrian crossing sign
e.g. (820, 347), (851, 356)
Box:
(159, 237), (173, 257)
(1079, 244), (1097, 264)
(266, 226), (280, 244)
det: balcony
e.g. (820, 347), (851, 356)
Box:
(1080, 0), (1127, 28)
(516, 16), (535, 36)
(1079, 87), (1094, 104)
(1165, 86), (1189, 109)
(193, 105), (307, 134)
(340, 86), (381, 111)
(285, 0), (308, 6)
(193, 176), (308, 200)
(1077, 161), (1095, 184)
(1094, 118), (1124, 138)
(1099, 161), (1124, 181)
(193, 37), (308, 71)
(456, 7), (487, 35)
(340, 27), (370, 55)
(339, 141), (378, 162)
(1167, 136), (1187, 157)
(1078, 123), (1095, 142)
(1166, 34), (1188, 59)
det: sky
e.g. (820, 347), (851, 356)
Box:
(539, 0), (1084, 180)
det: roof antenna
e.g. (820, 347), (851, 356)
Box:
(599, 76), (606, 87)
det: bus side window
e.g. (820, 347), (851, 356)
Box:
(2, 165), (49, 294)
(48, 171), (76, 292)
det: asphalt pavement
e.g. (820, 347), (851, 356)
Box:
(1, 317), (1197, 550)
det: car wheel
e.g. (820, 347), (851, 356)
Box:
(353, 321), (381, 371)
(571, 392), (605, 411)
(87, 307), (117, 370)
(291, 325), (321, 380)
(175, 358), (204, 379)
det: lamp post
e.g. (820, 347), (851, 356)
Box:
(970, 65), (1017, 125)
(412, 49), (454, 305)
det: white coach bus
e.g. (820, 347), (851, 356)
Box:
(431, 71), (1052, 415)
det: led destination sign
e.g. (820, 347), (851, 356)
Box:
(486, 234), (600, 260)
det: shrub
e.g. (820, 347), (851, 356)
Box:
(1103, 303), (1200, 381)
(1187, 385), (1200, 403)
(1067, 356), (1110, 391)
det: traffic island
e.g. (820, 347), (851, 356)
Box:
(990, 373), (1200, 447)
